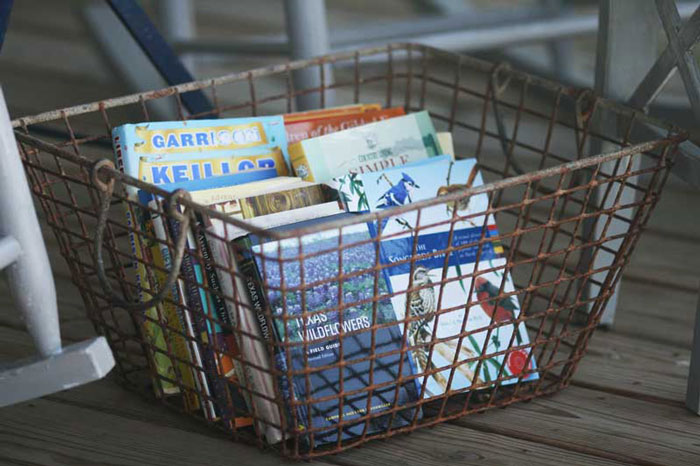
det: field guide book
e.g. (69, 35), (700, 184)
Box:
(289, 111), (443, 183)
(238, 215), (421, 445)
(336, 158), (537, 397)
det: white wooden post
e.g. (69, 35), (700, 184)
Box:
(0, 87), (115, 407)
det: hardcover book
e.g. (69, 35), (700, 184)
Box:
(239, 215), (421, 446)
(338, 158), (538, 397)
(289, 111), (443, 182)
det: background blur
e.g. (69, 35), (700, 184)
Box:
(0, 0), (693, 126)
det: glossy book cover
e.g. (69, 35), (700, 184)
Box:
(359, 159), (538, 397)
(246, 217), (421, 446)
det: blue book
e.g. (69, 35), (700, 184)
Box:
(236, 214), (421, 446)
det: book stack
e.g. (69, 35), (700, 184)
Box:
(111, 102), (537, 448)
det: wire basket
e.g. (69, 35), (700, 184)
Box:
(12, 44), (685, 459)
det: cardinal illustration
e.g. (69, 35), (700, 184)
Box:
(473, 276), (523, 346)
(408, 266), (480, 393)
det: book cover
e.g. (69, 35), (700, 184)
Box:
(112, 116), (289, 197)
(242, 215), (421, 446)
(333, 154), (453, 213)
(289, 111), (442, 183)
(348, 159), (538, 397)
(161, 167), (278, 192)
(285, 107), (405, 144)
(138, 148), (289, 186)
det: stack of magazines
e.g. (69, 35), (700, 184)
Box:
(111, 103), (538, 448)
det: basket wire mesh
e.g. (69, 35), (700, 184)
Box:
(11, 44), (685, 458)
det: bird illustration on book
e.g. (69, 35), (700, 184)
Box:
(474, 276), (523, 345)
(376, 172), (419, 232)
(376, 172), (419, 208)
(436, 161), (480, 226)
(407, 266), (481, 395)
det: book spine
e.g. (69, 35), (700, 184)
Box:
(145, 217), (201, 410)
(206, 228), (283, 443)
(134, 204), (179, 396)
(166, 215), (237, 427)
(234, 238), (309, 434)
(191, 213), (253, 426)
(149, 206), (216, 419)
(114, 127), (177, 396)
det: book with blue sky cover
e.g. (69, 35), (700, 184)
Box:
(336, 158), (538, 398)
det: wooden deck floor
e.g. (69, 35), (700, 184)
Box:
(2, 2), (700, 465)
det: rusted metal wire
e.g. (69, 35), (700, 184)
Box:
(12, 44), (686, 459)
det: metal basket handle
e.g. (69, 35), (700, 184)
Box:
(92, 159), (191, 312)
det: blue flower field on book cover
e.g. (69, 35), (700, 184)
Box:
(249, 217), (421, 445)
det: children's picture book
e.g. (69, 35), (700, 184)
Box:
(240, 215), (421, 446)
(285, 107), (405, 144)
(112, 116), (290, 195)
(289, 111), (443, 182)
(338, 158), (538, 397)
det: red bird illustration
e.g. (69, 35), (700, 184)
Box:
(474, 276), (519, 323)
(474, 276), (523, 346)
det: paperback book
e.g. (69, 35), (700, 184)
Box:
(337, 158), (538, 397)
(289, 110), (443, 182)
(238, 215), (421, 446)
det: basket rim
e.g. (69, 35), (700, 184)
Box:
(15, 128), (685, 241)
(12, 42), (688, 240)
(10, 42), (683, 136)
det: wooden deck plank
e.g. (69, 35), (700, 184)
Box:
(613, 279), (697, 348)
(0, 327), (623, 466)
(454, 385), (700, 466)
(0, 398), (331, 466)
(573, 330), (689, 402)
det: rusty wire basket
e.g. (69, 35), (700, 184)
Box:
(12, 44), (685, 459)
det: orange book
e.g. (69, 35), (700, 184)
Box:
(284, 103), (381, 123)
(285, 107), (406, 144)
